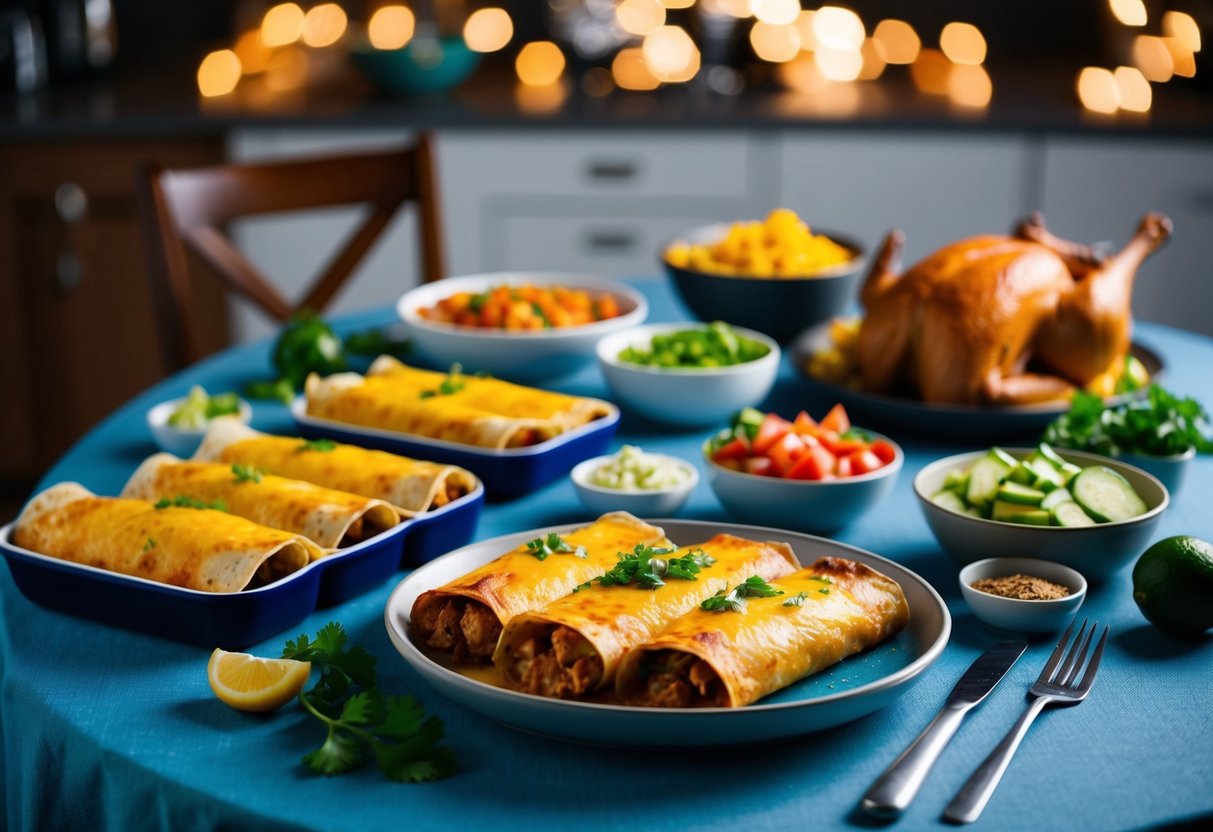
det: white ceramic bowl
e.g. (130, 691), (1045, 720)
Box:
(704, 431), (903, 534)
(570, 452), (698, 517)
(959, 558), (1087, 633)
(596, 323), (780, 427)
(914, 447), (1169, 580)
(397, 273), (648, 382)
(147, 396), (252, 457)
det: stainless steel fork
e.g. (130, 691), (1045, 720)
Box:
(942, 619), (1109, 825)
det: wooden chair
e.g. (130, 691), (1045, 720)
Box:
(139, 135), (445, 370)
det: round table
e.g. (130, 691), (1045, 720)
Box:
(3, 278), (1211, 832)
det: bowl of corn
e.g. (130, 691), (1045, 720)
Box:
(662, 209), (866, 343)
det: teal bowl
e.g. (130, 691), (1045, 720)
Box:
(351, 37), (480, 95)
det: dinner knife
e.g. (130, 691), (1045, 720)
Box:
(860, 639), (1027, 817)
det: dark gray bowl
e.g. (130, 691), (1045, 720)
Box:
(663, 223), (866, 344)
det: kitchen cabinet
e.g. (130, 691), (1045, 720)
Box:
(775, 133), (1035, 266)
(228, 128), (776, 340)
(1039, 138), (1213, 336)
(0, 138), (227, 484)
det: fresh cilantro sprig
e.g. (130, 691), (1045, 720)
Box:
(420, 364), (466, 400)
(701, 575), (784, 613)
(783, 591), (809, 607)
(298, 438), (337, 453)
(154, 495), (228, 512)
(1044, 385), (1213, 457)
(525, 532), (587, 561)
(231, 463), (263, 484)
(281, 621), (455, 782)
(576, 544), (714, 591)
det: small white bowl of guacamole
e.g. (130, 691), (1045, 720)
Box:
(147, 386), (252, 457)
(571, 445), (699, 517)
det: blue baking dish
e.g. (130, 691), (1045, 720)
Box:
(0, 482), (484, 649)
(290, 398), (620, 498)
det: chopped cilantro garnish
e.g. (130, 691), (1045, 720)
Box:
(298, 438), (337, 453)
(782, 591), (810, 607)
(818, 587), (831, 595)
(700, 575), (784, 612)
(154, 495), (228, 512)
(143, 537), (157, 552)
(576, 544), (713, 591)
(419, 364), (466, 400)
(281, 621), (454, 782)
(525, 532), (586, 562)
(231, 463), (263, 484)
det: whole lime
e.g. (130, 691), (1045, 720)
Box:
(1132, 536), (1213, 637)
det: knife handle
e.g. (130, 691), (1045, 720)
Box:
(861, 705), (969, 817)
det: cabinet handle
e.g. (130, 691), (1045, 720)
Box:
(55, 182), (88, 225)
(56, 252), (83, 295)
(585, 159), (639, 181)
(584, 230), (638, 254)
(53, 182), (88, 295)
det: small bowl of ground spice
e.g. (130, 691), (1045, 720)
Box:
(959, 558), (1087, 633)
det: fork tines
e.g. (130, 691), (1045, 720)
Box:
(1037, 619), (1109, 694)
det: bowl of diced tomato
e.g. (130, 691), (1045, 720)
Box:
(704, 404), (902, 534)
(397, 272), (648, 382)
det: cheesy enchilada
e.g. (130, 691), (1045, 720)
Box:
(12, 483), (322, 592)
(411, 512), (668, 662)
(122, 454), (402, 550)
(616, 557), (909, 708)
(194, 418), (476, 513)
(493, 534), (799, 699)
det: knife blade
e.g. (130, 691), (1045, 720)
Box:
(860, 639), (1027, 817)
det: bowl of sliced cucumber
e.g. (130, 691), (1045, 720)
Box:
(914, 443), (1169, 579)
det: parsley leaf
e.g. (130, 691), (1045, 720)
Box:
(576, 544), (712, 591)
(783, 591), (809, 607)
(298, 438), (337, 453)
(231, 463), (263, 484)
(282, 622), (454, 782)
(143, 537), (156, 552)
(154, 495), (228, 512)
(700, 575), (784, 613)
(525, 532), (586, 561)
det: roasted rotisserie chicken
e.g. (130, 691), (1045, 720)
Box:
(855, 212), (1172, 406)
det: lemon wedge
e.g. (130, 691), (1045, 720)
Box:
(207, 648), (311, 712)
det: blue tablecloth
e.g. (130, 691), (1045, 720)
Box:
(3, 277), (1210, 832)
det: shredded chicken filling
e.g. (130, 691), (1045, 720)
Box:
(636, 650), (728, 708)
(510, 626), (603, 699)
(414, 598), (502, 662)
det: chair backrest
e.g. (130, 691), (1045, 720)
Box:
(139, 135), (445, 370)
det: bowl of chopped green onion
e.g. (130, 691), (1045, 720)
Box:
(596, 322), (780, 427)
(148, 386), (252, 457)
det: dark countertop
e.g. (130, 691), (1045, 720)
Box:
(3, 57), (1212, 141)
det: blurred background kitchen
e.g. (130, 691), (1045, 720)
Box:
(0, 0), (1210, 507)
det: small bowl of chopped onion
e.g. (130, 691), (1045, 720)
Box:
(959, 558), (1087, 633)
(147, 386), (252, 457)
(570, 446), (699, 517)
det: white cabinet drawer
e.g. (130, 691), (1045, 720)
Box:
(1041, 139), (1213, 335)
(490, 213), (730, 277)
(441, 132), (753, 199)
(776, 134), (1030, 265)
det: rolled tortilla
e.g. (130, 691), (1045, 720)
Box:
(367, 356), (611, 429)
(411, 512), (669, 663)
(493, 534), (800, 699)
(616, 557), (910, 708)
(11, 483), (322, 592)
(122, 454), (402, 551)
(304, 357), (613, 450)
(194, 418), (476, 513)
